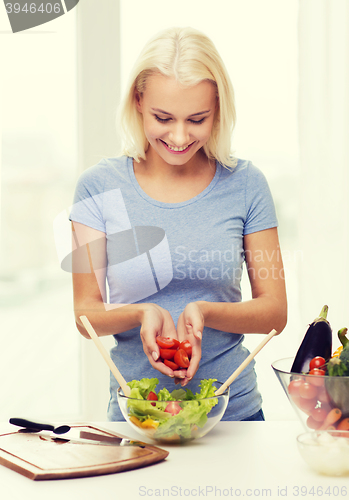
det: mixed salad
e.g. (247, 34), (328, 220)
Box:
(124, 377), (219, 441)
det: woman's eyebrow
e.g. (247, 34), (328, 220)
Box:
(151, 108), (211, 117)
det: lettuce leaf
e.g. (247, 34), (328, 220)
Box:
(157, 388), (174, 401)
(125, 377), (220, 440)
(127, 378), (159, 399)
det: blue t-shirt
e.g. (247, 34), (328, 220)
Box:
(70, 155), (278, 420)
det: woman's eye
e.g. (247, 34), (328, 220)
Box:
(154, 115), (171, 123)
(190, 118), (205, 124)
(154, 115), (206, 124)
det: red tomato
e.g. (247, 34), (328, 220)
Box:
(156, 337), (180, 349)
(288, 378), (304, 396)
(179, 340), (192, 358)
(317, 387), (331, 404)
(147, 391), (158, 406)
(311, 407), (327, 422)
(299, 382), (318, 400)
(308, 368), (325, 387)
(159, 348), (176, 360)
(337, 418), (349, 431)
(165, 402), (182, 415)
(164, 359), (179, 370)
(298, 397), (317, 415)
(174, 348), (190, 368)
(307, 415), (322, 430)
(309, 356), (326, 370)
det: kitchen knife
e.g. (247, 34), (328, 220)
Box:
(9, 418), (145, 447)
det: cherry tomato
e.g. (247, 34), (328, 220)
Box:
(288, 378), (304, 396)
(309, 356), (326, 370)
(165, 402), (182, 415)
(299, 382), (318, 400)
(308, 368), (326, 387)
(298, 397), (317, 415)
(147, 391), (158, 406)
(179, 340), (192, 358)
(311, 407), (327, 422)
(337, 418), (349, 431)
(317, 387), (331, 404)
(159, 348), (176, 360)
(174, 348), (190, 368)
(156, 337), (180, 349)
(164, 359), (179, 370)
(306, 415), (322, 430)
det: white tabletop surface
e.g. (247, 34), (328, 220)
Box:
(1, 420), (348, 500)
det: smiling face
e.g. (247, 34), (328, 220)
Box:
(135, 74), (217, 168)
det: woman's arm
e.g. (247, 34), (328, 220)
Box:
(196, 227), (287, 335)
(72, 221), (177, 377)
(175, 227), (286, 383)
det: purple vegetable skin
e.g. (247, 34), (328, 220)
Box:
(291, 305), (332, 374)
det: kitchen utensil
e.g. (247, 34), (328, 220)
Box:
(0, 424), (169, 480)
(215, 328), (278, 395)
(79, 315), (131, 396)
(9, 418), (70, 435)
(9, 418), (139, 447)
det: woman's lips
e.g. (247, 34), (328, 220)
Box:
(160, 140), (195, 154)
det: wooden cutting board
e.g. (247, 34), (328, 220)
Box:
(0, 424), (169, 480)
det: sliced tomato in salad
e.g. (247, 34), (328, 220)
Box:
(147, 391), (158, 406)
(165, 401), (182, 415)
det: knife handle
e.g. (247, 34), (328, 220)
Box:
(9, 418), (54, 432)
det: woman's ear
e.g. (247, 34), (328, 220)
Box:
(135, 91), (143, 113)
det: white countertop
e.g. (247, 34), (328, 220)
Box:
(1, 421), (348, 500)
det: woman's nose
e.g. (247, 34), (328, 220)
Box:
(168, 122), (190, 147)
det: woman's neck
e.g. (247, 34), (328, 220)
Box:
(133, 148), (216, 203)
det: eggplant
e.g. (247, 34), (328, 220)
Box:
(291, 305), (332, 374)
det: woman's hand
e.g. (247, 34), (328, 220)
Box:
(175, 302), (203, 385)
(139, 304), (178, 377)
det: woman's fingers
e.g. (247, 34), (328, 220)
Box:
(186, 339), (201, 380)
(139, 305), (178, 377)
(175, 306), (202, 385)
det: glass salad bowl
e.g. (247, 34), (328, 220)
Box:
(297, 430), (349, 476)
(272, 357), (349, 431)
(117, 377), (229, 443)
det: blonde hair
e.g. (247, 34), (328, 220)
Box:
(118, 27), (237, 169)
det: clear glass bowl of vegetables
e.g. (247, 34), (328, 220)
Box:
(272, 306), (349, 432)
(272, 357), (349, 431)
(117, 377), (229, 443)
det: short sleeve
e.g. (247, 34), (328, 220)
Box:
(243, 163), (278, 235)
(69, 161), (107, 233)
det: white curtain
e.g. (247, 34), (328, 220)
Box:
(298, 0), (349, 335)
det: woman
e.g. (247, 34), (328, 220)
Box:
(70, 26), (287, 421)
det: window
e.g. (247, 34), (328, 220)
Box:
(0, 10), (80, 421)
